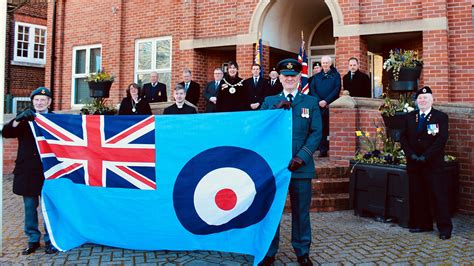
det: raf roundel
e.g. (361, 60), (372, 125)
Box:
(173, 146), (276, 235)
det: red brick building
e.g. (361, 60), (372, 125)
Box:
(5, 0), (48, 113)
(4, 1), (474, 214)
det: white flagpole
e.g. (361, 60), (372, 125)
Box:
(0, 0), (8, 255)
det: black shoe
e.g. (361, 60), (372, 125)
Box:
(22, 242), (40, 255)
(409, 227), (433, 233)
(318, 152), (328, 158)
(258, 256), (275, 266)
(297, 255), (313, 266)
(439, 233), (451, 240)
(44, 241), (58, 254)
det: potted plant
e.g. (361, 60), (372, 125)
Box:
(80, 98), (117, 115)
(383, 49), (423, 91)
(87, 69), (115, 98)
(378, 93), (415, 141)
(350, 124), (459, 227)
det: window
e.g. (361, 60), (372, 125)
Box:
(72, 45), (102, 105)
(135, 37), (172, 99)
(13, 22), (47, 65)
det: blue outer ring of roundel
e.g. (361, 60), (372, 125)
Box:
(173, 146), (276, 235)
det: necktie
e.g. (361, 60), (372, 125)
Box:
(185, 83), (189, 91)
(271, 80), (275, 86)
(417, 113), (426, 132)
(215, 81), (219, 89)
(288, 94), (293, 103)
(350, 73), (354, 80)
(254, 78), (258, 87)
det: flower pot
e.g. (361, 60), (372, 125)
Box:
(389, 66), (422, 91)
(382, 112), (407, 142)
(88, 81), (113, 98)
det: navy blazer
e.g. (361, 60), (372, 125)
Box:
(261, 92), (322, 178)
(180, 80), (200, 106)
(203, 80), (220, 112)
(244, 77), (267, 109)
(142, 82), (167, 103)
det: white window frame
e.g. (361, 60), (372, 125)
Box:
(13, 22), (47, 66)
(134, 36), (172, 99)
(71, 44), (102, 108)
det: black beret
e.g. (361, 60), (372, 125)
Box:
(30, 87), (52, 100)
(415, 86), (432, 99)
(313, 62), (321, 67)
(277, 58), (302, 76)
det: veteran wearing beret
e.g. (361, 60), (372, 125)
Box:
(400, 86), (453, 240)
(260, 59), (322, 266)
(2, 87), (58, 254)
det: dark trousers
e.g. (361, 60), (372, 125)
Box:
(23, 196), (50, 243)
(266, 178), (312, 257)
(408, 162), (453, 234)
(318, 107), (329, 153)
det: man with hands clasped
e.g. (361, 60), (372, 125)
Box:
(259, 59), (322, 266)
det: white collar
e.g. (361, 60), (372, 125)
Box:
(283, 89), (298, 98)
(420, 107), (431, 116)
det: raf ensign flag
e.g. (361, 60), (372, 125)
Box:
(31, 110), (292, 264)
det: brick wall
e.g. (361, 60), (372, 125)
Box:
(359, 0), (423, 23)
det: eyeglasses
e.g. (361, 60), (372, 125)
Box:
(214, 72), (223, 75)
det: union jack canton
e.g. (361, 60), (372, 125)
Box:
(31, 114), (156, 190)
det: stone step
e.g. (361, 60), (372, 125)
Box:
(284, 193), (350, 212)
(312, 177), (349, 195)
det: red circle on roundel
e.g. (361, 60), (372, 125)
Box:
(215, 188), (237, 211)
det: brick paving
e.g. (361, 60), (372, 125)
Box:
(1, 174), (473, 265)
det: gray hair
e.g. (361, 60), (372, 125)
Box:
(321, 56), (332, 64)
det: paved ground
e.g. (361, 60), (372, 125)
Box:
(1, 174), (473, 265)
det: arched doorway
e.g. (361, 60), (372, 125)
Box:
(308, 16), (336, 76)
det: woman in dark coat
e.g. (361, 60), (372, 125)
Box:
(215, 61), (249, 112)
(118, 83), (152, 115)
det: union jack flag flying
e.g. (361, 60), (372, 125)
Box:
(31, 114), (156, 190)
(298, 40), (309, 94)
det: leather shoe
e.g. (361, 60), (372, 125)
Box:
(297, 255), (313, 266)
(439, 233), (451, 240)
(258, 256), (275, 266)
(45, 241), (58, 254)
(22, 242), (40, 255)
(409, 227), (433, 233)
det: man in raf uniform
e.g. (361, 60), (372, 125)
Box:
(2, 87), (58, 254)
(260, 59), (322, 266)
(142, 71), (167, 103)
(400, 86), (452, 240)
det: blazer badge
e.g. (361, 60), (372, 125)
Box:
(427, 123), (439, 136)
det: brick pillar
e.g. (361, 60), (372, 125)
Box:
(422, 0), (449, 101)
(335, 36), (369, 73)
(236, 44), (254, 78)
(329, 91), (358, 165)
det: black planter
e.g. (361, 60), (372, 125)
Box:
(389, 66), (422, 92)
(382, 112), (407, 141)
(88, 81), (113, 98)
(349, 160), (459, 227)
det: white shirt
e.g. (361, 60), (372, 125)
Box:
(420, 107), (431, 117)
(283, 89), (298, 101)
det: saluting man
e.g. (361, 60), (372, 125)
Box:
(260, 59), (322, 266)
(400, 86), (453, 240)
(3, 87), (58, 254)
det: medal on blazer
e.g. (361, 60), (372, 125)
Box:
(427, 124), (439, 135)
(301, 108), (310, 118)
(158, 91), (161, 96)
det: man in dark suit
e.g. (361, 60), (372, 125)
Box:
(259, 59), (322, 266)
(264, 67), (283, 97)
(400, 86), (452, 240)
(203, 67), (223, 112)
(244, 63), (267, 110)
(3, 87), (58, 255)
(142, 71), (167, 103)
(342, 57), (371, 98)
(163, 84), (198, 115)
(309, 56), (341, 157)
(179, 69), (200, 106)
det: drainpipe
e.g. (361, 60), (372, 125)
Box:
(49, 0), (57, 111)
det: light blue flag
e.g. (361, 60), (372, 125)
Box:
(37, 110), (292, 264)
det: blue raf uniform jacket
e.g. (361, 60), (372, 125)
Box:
(261, 92), (322, 178)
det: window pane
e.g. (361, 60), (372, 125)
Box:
(90, 48), (101, 73)
(138, 42), (152, 70)
(75, 49), (86, 74)
(75, 78), (90, 104)
(16, 25), (29, 58)
(156, 39), (171, 69)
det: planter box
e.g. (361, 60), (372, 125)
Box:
(88, 81), (113, 98)
(382, 112), (407, 142)
(349, 161), (458, 227)
(389, 66), (422, 92)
